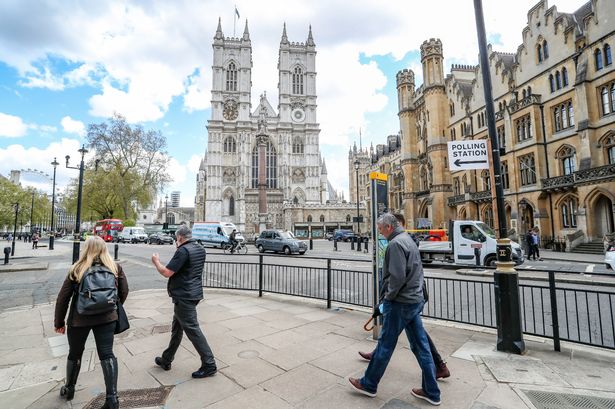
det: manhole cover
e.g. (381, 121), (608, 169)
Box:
(522, 390), (615, 409)
(237, 350), (260, 359)
(151, 324), (171, 334)
(83, 386), (174, 409)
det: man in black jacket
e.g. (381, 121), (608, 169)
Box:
(151, 225), (216, 378)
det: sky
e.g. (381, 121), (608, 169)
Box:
(0, 0), (584, 208)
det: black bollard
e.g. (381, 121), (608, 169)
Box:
(357, 236), (362, 252)
(334, 239), (338, 251)
(114, 243), (119, 261)
(363, 237), (369, 253)
(3, 247), (10, 265)
(351, 237), (355, 250)
(309, 237), (313, 250)
(474, 246), (481, 267)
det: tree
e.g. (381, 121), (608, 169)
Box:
(84, 114), (171, 219)
(0, 178), (51, 232)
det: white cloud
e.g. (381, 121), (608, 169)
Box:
(186, 154), (203, 174)
(183, 68), (211, 112)
(61, 116), (86, 136)
(0, 112), (29, 138)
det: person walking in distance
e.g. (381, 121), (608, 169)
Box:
(54, 236), (129, 408)
(358, 213), (450, 380)
(151, 225), (217, 378)
(349, 213), (441, 406)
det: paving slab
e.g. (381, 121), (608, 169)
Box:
(208, 385), (292, 409)
(481, 355), (569, 387)
(261, 363), (340, 405)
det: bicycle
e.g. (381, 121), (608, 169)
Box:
(223, 241), (248, 255)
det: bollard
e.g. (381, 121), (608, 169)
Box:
(3, 247), (10, 265)
(114, 243), (119, 261)
(351, 236), (355, 250)
(309, 237), (313, 250)
(333, 239), (338, 252)
(357, 236), (362, 252)
(474, 246), (481, 267)
(364, 237), (369, 253)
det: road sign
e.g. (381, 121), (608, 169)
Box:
(447, 140), (490, 171)
(352, 216), (364, 223)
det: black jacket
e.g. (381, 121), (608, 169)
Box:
(166, 239), (206, 300)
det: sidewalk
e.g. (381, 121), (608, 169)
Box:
(539, 249), (605, 264)
(0, 239), (72, 273)
(1, 289), (614, 409)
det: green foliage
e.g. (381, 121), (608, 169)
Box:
(0, 178), (51, 231)
(123, 219), (136, 227)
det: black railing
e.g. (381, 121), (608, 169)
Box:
(203, 255), (615, 350)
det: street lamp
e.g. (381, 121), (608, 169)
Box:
(164, 194), (169, 229)
(354, 160), (361, 252)
(66, 145), (88, 263)
(11, 203), (19, 256)
(30, 190), (35, 236)
(49, 158), (59, 250)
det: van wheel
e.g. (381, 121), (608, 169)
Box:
(484, 255), (497, 267)
(283, 246), (291, 255)
(257, 245), (265, 253)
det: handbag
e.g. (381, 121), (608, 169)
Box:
(115, 302), (130, 334)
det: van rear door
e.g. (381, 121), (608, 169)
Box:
(454, 223), (485, 265)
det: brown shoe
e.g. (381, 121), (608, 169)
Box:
(436, 362), (450, 380)
(358, 351), (373, 361)
(411, 388), (441, 406)
(348, 377), (376, 397)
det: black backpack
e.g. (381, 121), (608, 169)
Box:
(76, 264), (118, 315)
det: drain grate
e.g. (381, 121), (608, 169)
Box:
(83, 386), (174, 409)
(522, 390), (615, 409)
(151, 324), (172, 334)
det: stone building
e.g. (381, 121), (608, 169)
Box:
(196, 20), (341, 235)
(350, 0), (615, 249)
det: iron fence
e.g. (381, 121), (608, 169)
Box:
(203, 255), (615, 350)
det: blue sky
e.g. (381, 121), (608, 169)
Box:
(0, 0), (583, 207)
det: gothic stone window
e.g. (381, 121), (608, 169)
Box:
(595, 48), (604, 71)
(599, 82), (615, 116)
(601, 133), (615, 164)
(556, 145), (576, 175)
(605, 44), (613, 66)
(223, 136), (236, 153)
(483, 205), (494, 228)
(292, 66), (304, 95)
(519, 154), (537, 186)
(561, 196), (578, 228)
(515, 114), (532, 143)
(226, 62), (238, 91)
(292, 136), (304, 154)
(307, 215), (313, 222)
(497, 125), (506, 152)
(501, 161), (510, 190)
(481, 169), (491, 191)
(251, 142), (278, 188)
(453, 177), (460, 195)
(319, 215), (325, 222)
(553, 101), (574, 132)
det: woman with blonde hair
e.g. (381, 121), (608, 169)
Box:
(54, 236), (129, 409)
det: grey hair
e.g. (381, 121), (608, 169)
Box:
(377, 212), (400, 229)
(175, 225), (192, 240)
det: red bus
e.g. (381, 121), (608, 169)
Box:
(94, 219), (124, 242)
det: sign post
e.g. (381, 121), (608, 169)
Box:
(447, 140), (490, 171)
(369, 171), (388, 340)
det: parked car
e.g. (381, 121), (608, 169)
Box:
(118, 227), (148, 243)
(332, 229), (356, 242)
(255, 229), (307, 255)
(324, 232), (334, 241)
(147, 233), (174, 245)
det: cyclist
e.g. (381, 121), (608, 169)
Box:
(229, 229), (238, 253)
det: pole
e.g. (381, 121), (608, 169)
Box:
(49, 158), (58, 250)
(474, 0), (525, 355)
(73, 151), (85, 263)
(11, 203), (19, 256)
(30, 191), (35, 234)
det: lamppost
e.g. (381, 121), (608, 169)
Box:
(164, 194), (169, 229)
(66, 145), (88, 263)
(49, 158), (59, 250)
(354, 160), (361, 251)
(11, 203), (19, 256)
(30, 190), (35, 235)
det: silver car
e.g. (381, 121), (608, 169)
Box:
(255, 230), (307, 255)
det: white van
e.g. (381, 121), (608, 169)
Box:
(118, 227), (148, 243)
(192, 222), (244, 248)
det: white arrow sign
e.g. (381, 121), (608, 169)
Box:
(447, 140), (490, 171)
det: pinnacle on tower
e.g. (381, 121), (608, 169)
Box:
(307, 24), (315, 47)
(215, 17), (224, 40)
(242, 19), (250, 41)
(281, 22), (289, 45)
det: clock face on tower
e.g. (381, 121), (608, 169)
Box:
(223, 99), (238, 121)
(292, 108), (305, 123)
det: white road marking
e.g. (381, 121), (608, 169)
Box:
(585, 264), (595, 273)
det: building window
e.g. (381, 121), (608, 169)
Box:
(549, 74), (555, 93)
(307, 215), (312, 222)
(561, 197), (578, 228)
(292, 136), (304, 154)
(319, 215), (325, 223)
(605, 44), (613, 66)
(553, 101), (574, 132)
(555, 71), (562, 90)
(453, 177), (460, 195)
(601, 86), (611, 116)
(223, 136), (236, 153)
(292, 66), (304, 95)
(501, 161), (510, 190)
(537, 44), (543, 63)
(562, 67), (568, 87)
(515, 114), (532, 142)
(497, 125), (506, 152)
(556, 145), (576, 175)
(420, 167), (428, 191)
(519, 154), (536, 186)
(229, 195), (235, 216)
(483, 206), (494, 228)
(602, 133), (615, 164)
(595, 48), (604, 71)
(543, 40), (549, 59)
(612, 83), (615, 113)
(226, 62), (238, 91)
(251, 141), (278, 188)
(482, 170), (491, 191)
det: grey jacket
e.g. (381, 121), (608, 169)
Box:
(381, 226), (424, 304)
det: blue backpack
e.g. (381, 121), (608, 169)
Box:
(76, 264), (117, 315)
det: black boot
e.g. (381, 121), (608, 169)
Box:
(100, 357), (119, 409)
(59, 358), (81, 401)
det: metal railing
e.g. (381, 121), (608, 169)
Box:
(203, 255), (615, 350)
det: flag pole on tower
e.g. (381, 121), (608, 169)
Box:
(233, 6), (240, 36)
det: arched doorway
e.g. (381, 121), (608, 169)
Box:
(519, 199), (534, 234)
(592, 195), (614, 239)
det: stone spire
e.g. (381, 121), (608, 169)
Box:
(307, 24), (315, 47)
(280, 22), (289, 45)
(214, 17), (224, 40)
(242, 19), (250, 41)
(321, 158), (327, 175)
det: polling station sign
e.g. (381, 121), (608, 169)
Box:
(447, 140), (490, 171)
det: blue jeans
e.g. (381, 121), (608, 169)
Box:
(360, 300), (440, 401)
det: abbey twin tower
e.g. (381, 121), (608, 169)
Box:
(195, 20), (346, 236)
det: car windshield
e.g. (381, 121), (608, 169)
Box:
(222, 226), (236, 236)
(476, 222), (496, 239)
(279, 231), (295, 239)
